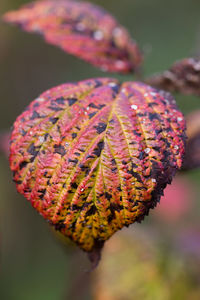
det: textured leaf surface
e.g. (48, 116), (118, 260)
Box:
(3, 0), (142, 73)
(9, 78), (186, 252)
(146, 58), (200, 95)
(183, 110), (200, 170)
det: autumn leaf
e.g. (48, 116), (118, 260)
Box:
(146, 58), (200, 95)
(3, 0), (142, 73)
(9, 78), (186, 254)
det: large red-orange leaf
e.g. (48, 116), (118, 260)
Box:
(3, 0), (142, 73)
(9, 78), (186, 253)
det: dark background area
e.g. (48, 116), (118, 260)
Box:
(0, 0), (200, 299)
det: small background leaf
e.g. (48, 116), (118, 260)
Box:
(3, 0), (142, 74)
(146, 58), (200, 95)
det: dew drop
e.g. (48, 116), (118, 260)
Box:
(150, 92), (157, 97)
(76, 22), (85, 32)
(39, 136), (45, 143)
(115, 60), (126, 69)
(131, 104), (138, 110)
(37, 97), (45, 102)
(144, 148), (151, 154)
(108, 82), (118, 87)
(177, 117), (183, 122)
(93, 30), (104, 40)
(113, 27), (123, 37)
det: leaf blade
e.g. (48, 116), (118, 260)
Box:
(9, 78), (186, 252)
(3, 0), (142, 73)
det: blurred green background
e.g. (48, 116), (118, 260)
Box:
(0, 0), (200, 299)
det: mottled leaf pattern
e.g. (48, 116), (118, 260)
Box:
(183, 110), (200, 170)
(146, 58), (200, 95)
(3, 0), (142, 73)
(9, 78), (186, 252)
